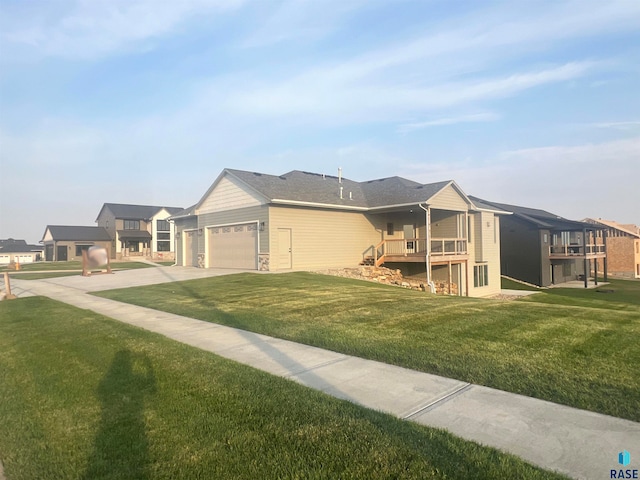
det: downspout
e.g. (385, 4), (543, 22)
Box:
(419, 203), (435, 293)
(168, 217), (178, 267)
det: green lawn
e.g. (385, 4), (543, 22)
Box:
(96, 273), (640, 422)
(522, 278), (640, 310)
(0, 297), (565, 480)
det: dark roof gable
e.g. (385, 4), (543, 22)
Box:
(42, 226), (112, 242)
(469, 197), (600, 231)
(96, 203), (183, 222)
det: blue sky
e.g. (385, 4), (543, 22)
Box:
(1, 0), (639, 243)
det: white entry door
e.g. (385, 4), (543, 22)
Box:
(278, 228), (292, 269)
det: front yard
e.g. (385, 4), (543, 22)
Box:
(0, 297), (565, 480)
(96, 273), (640, 422)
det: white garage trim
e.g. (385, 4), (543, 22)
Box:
(204, 220), (260, 269)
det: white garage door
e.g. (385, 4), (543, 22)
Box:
(208, 223), (258, 269)
(16, 255), (34, 264)
(0, 255), (10, 264)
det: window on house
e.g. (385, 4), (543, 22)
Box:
(387, 223), (394, 235)
(157, 219), (170, 231)
(473, 265), (489, 287)
(124, 220), (140, 230)
(636, 241), (639, 254)
(468, 217), (472, 243)
(157, 241), (170, 252)
(75, 244), (92, 256)
(157, 233), (170, 240)
(543, 233), (548, 244)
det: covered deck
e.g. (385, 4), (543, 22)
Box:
(374, 238), (468, 265)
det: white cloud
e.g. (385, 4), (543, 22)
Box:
(221, 61), (597, 122)
(592, 121), (640, 130)
(401, 136), (640, 224)
(241, 0), (367, 48)
(2, 0), (245, 59)
(398, 113), (500, 133)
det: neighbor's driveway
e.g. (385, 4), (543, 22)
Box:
(8, 266), (250, 295)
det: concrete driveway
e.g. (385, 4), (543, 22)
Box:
(9, 266), (251, 295)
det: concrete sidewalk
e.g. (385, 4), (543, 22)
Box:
(5, 268), (640, 480)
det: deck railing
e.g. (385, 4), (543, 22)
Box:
(375, 238), (467, 266)
(549, 244), (606, 256)
(430, 238), (468, 256)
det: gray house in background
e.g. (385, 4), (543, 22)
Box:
(40, 226), (112, 262)
(470, 198), (607, 287)
(95, 203), (183, 260)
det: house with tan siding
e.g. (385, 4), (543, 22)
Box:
(584, 218), (640, 279)
(172, 168), (509, 297)
(40, 226), (112, 262)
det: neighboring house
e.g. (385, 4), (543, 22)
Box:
(95, 203), (183, 260)
(0, 239), (43, 264)
(40, 226), (112, 262)
(171, 168), (510, 297)
(584, 218), (640, 279)
(470, 198), (607, 287)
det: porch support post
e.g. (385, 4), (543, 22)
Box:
(448, 261), (452, 295)
(583, 227), (588, 288)
(419, 203), (432, 292)
(465, 260), (470, 297)
(594, 259), (598, 285)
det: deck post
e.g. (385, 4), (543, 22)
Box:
(603, 228), (608, 281)
(594, 259), (598, 285)
(583, 228), (588, 288)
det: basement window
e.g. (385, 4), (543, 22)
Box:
(473, 265), (489, 287)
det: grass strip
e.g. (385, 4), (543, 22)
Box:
(0, 296), (566, 479)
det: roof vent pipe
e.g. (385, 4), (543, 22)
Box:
(340, 186), (343, 199)
(349, 191), (353, 200)
(338, 167), (342, 184)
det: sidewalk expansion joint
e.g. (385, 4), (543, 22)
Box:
(284, 356), (349, 378)
(403, 383), (472, 420)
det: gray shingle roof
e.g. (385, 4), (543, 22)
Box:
(469, 197), (599, 230)
(0, 243), (43, 253)
(225, 169), (455, 209)
(98, 203), (184, 221)
(0, 239), (28, 247)
(43, 226), (112, 242)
